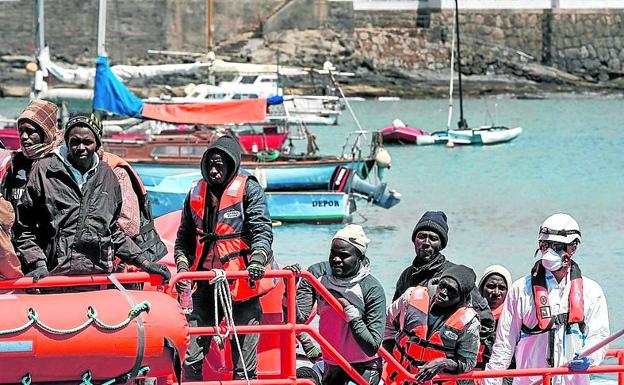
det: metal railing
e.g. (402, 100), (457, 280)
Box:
(1, 270), (624, 385)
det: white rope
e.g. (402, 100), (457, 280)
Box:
(210, 269), (251, 385)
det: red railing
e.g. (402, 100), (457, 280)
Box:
(2, 271), (623, 385)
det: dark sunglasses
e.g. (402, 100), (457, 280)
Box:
(539, 241), (568, 252)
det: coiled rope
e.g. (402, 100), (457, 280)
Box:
(0, 301), (150, 336)
(20, 366), (150, 385)
(210, 269), (251, 385)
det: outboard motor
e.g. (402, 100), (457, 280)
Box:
(330, 166), (401, 209)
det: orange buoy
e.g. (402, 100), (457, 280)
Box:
(0, 289), (189, 384)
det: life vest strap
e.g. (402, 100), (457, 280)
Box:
(394, 343), (428, 368)
(139, 221), (156, 235)
(521, 313), (587, 335)
(219, 249), (251, 265)
(198, 230), (249, 244)
(403, 329), (455, 353)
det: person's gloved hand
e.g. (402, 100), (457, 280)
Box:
(141, 261), (171, 284)
(568, 354), (593, 372)
(176, 258), (190, 293)
(247, 261), (265, 282)
(414, 358), (454, 384)
(26, 260), (49, 283)
(284, 263), (302, 274)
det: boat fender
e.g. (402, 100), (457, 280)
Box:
(374, 147), (392, 169)
(256, 150), (280, 162)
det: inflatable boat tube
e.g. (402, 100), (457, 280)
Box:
(0, 289), (189, 384)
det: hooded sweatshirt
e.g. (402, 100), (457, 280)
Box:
(174, 135), (273, 269)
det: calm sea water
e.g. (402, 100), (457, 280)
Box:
(1, 96), (622, 357)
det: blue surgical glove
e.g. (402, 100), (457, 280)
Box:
(568, 354), (593, 372)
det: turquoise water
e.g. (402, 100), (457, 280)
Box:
(272, 97), (624, 350)
(1, 96), (622, 353)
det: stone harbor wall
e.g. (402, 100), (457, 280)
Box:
(2, 0), (624, 95)
(329, 7), (624, 81)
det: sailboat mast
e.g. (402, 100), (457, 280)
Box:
(454, 0), (468, 129)
(32, 0), (45, 99)
(446, 7), (456, 131)
(35, 0), (45, 56)
(206, 0), (214, 51)
(97, 0), (107, 57)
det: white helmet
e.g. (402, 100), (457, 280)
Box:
(538, 213), (582, 244)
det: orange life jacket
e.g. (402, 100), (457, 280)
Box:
(530, 261), (584, 331)
(189, 174), (276, 301)
(383, 286), (478, 385)
(491, 304), (503, 321)
(522, 261), (586, 367)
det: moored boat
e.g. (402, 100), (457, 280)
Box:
(379, 120), (428, 144)
(448, 125), (523, 145)
(430, 1), (523, 146)
(148, 182), (354, 223)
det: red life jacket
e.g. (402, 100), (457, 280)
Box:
(528, 260), (584, 331)
(383, 286), (478, 385)
(188, 174), (276, 301)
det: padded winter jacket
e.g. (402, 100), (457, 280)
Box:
(15, 154), (142, 275)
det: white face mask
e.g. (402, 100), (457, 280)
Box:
(541, 248), (564, 271)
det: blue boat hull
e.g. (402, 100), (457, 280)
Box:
(147, 188), (352, 223)
(132, 160), (367, 191)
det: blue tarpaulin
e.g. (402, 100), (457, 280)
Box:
(93, 55), (144, 117)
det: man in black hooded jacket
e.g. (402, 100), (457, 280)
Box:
(393, 211), (495, 365)
(174, 135), (273, 380)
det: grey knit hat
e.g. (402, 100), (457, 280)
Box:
(411, 211), (449, 249)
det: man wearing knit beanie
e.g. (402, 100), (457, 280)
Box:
(411, 211), (449, 250)
(439, 264), (477, 302)
(392, 210), (495, 368)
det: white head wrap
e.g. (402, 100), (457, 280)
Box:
(478, 264), (513, 292)
(332, 224), (371, 256)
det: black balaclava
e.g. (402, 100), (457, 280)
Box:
(201, 135), (242, 190)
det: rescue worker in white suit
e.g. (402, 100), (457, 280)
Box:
(483, 213), (610, 385)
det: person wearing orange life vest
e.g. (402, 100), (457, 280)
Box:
(483, 214), (610, 385)
(383, 264), (481, 385)
(173, 135), (273, 381)
(477, 265), (512, 369)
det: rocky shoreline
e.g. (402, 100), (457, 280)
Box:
(2, 59), (623, 100)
